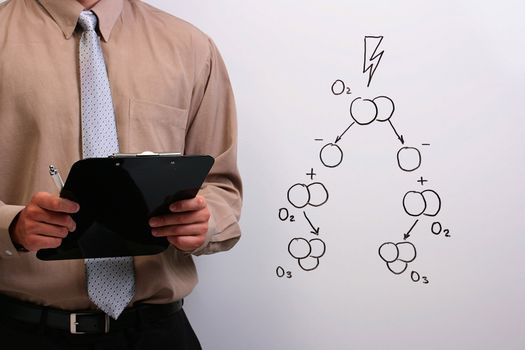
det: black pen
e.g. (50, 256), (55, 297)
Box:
(49, 165), (64, 192)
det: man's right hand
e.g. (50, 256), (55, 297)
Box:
(10, 192), (80, 251)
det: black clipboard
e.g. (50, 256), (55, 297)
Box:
(36, 154), (214, 261)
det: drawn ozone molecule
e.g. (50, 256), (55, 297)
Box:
(378, 241), (417, 275)
(288, 237), (327, 271)
(403, 189), (441, 217)
(287, 182), (329, 209)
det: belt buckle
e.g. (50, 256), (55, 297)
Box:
(69, 312), (110, 334)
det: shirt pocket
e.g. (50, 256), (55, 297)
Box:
(127, 98), (188, 154)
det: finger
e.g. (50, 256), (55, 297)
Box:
(169, 196), (206, 213)
(149, 209), (210, 228)
(25, 206), (76, 232)
(32, 192), (80, 214)
(167, 234), (206, 252)
(23, 221), (71, 239)
(23, 234), (63, 251)
(151, 222), (208, 238)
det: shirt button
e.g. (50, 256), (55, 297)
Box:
(5, 250), (13, 256)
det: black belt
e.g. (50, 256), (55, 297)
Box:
(0, 294), (183, 334)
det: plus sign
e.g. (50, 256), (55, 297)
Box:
(417, 176), (429, 186)
(306, 168), (317, 180)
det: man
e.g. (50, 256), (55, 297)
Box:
(0, 0), (242, 348)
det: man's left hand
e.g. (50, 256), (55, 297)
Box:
(149, 195), (210, 252)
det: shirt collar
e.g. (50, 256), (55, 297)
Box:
(37, 0), (124, 42)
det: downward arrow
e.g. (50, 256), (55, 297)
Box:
(388, 120), (405, 144)
(303, 211), (320, 235)
(335, 122), (356, 144)
(403, 219), (419, 240)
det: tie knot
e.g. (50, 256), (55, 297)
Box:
(78, 11), (97, 32)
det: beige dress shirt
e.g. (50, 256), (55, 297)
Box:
(0, 0), (242, 310)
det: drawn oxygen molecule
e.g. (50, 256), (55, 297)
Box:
(403, 189), (441, 217)
(287, 182), (329, 209)
(350, 95), (395, 125)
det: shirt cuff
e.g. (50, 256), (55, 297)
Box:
(192, 210), (240, 256)
(0, 204), (25, 259)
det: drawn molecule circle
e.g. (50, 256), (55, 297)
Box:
(288, 238), (311, 259)
(374, 96), (395, 122)
(289, 237), (326, 271)
(397, 147), (422, 172)
(287, 182), (329, 209)
(377, 242), (398, 263)
(320, 143), (344, 168)
(350, 95), (395, 126)
(403, 191), (426, 216)
(298, 257), (320, 271)
(350, 97), (377, 125)
(378, 241), (417, 275)
(403, 189), (441, 217)
(287, 184), (310, 209)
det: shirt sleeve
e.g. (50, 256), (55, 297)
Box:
(0, 202), (25, 259)
(184, 37), (243, 255)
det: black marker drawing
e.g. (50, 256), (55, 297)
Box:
(378, 241), (417, 275)
(288, 237), (326, 272)
(348, 95), (404, 143)
(277, 35), (449, 283)
(403, 219), (419, 240)
(287, 182), (329, 209)
(306, 168), (317, 180)
(278, 208), (295, 223)
(331, 79), (352, 95)
(417, 176), (429, 186)
(431, 222), (451, 237)
(350, 97), (378, 125)
(373, 96), (395, 122)
(402, 189), (442, 217)
(363, 35), (384, 87)
(319, 143), (344, 168)
(397, 147), (422, 172)
(421, 190), (441, 217)
(288, 238), (311, 260)
(387, 119), (405, 144)
(335, 122), (356, 144)
(303, 211), (320, 235)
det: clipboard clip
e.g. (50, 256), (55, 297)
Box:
(110, 151), (182, 158)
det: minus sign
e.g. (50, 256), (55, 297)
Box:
(422, 143), (431, 146)
(315, 139), (324, 141)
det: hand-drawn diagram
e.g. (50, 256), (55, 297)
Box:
(288, 238), (326, 271)
(378, 241), (416, 275)
(276, 35), (451, 283)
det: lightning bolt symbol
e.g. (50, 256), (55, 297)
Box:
(363, 35), (385, 87)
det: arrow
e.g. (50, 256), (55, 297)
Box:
(335, 122), (356, 143)
(303, 211), (320, 235)
(403, 219), (419, 240)
(388, 120), (404, 144)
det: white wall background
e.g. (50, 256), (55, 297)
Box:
(141, 1), (525, 349)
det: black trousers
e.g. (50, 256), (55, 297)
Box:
(0, 307), (202, 350)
